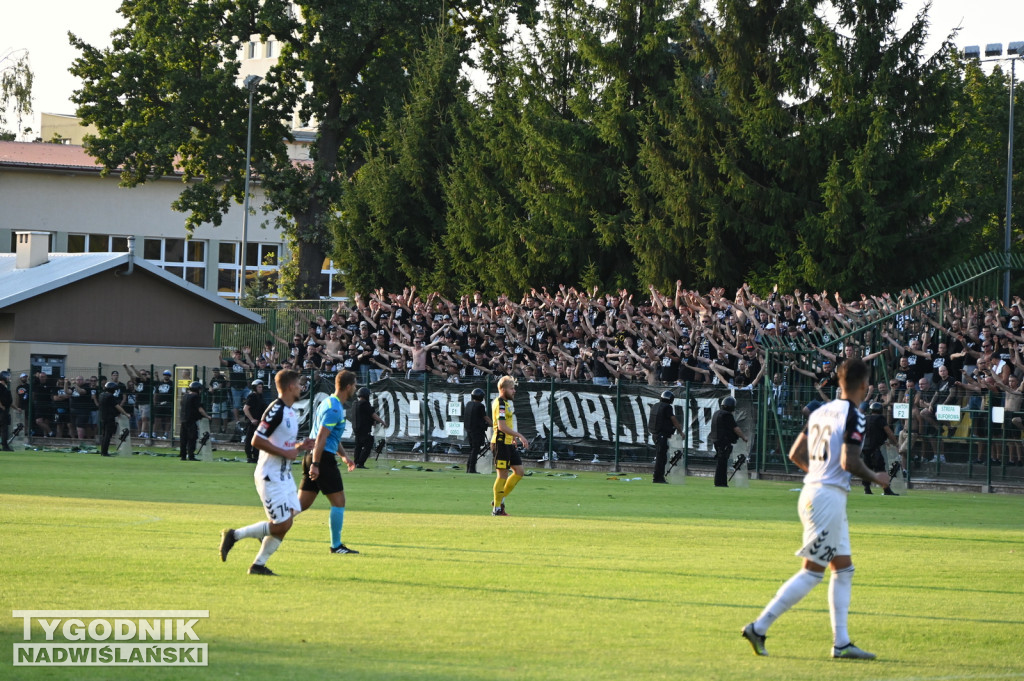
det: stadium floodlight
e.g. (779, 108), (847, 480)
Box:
(961, 40), (1023, 307)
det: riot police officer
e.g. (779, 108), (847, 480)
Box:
(649, 390), (684, 483)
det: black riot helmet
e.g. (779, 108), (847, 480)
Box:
(471, 388), (485, 401)
(722, 396), (736, 412)
(104, 381), (118, 392)
(869, 401), (883, 414)
(189, 381), (203, 392)
(357, 387), (371, 399)
(660, 390), (675, 403)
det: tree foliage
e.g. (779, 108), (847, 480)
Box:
(0, 48), (34, 140)
(70, 0), (1019, 300)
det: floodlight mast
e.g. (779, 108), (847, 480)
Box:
(239, 74), (263, 300)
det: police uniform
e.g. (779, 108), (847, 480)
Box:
(300, 395), (346, 495)
(97, 391), (121, 457)
(464, 398), (488, 473)
(243, 389), (266, 463)
(710, 408), (740, 487)
(490, 396), (521, 470)
(180, 390), (203, 460)
(352, 397), (376, 468)
(860, 413), (888, 492)
(649, 399), (675, 483)
(796, 399), (865, 566)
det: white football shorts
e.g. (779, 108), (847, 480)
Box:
(795, 483), (851, 567)
(255, 476), (301, 524)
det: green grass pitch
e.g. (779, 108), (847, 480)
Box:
(1, 450), (1022, 681)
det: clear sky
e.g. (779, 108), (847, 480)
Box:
(1, 0), (1020, 138)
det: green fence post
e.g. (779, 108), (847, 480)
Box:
(548, 377), (555, 465)
(148, 364), (155, 444)
(613, 380), (621, 473)
(905, 390), (914, 490)
(422, 372), (429, 463)
(683, 381), (690, 472)
(986, 400), (993, 492)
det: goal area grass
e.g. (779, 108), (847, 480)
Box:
(1, 450), (1021, 681)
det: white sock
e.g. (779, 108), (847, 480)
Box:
(754, 568), (824, 634)
(234, 522), (270, 540)
(253, 535), (282, 567)
(829, 565), (855, 648)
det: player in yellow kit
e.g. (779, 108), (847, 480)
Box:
(490, 376), (529, 516)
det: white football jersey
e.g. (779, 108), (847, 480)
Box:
(802, 399), (865, 491)
(253, 399), (299, 483)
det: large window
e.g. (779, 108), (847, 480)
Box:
(67, 234), (129, 254)
(265, 40), (275, 58)
(143, 237), (206, 287)
(218, 241), (279, 297)
(319, 258), (345, 299)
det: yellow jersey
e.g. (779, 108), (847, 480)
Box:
(490, 396), (515, 445)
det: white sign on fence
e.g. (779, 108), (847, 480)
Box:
(992, 406), (1005, 424)
(935, 404), (961, 422)
(892, 403), (910, 420)
(445, 422), (465, 438)
(447, 402), (462, 417)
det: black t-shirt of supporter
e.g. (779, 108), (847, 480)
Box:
(182, 391), (203, 424)
(32, 381), (53, 407)
(16, 384), (29, 410)
(679, 357), (704, 384)
(70, 386), (94, 411)
(658, 356), (680, 383)
(225, 359), (248, 388)
(465, 400), (487, 439)
(98, 392), (120, 422)
(710, 409), (738, 445)
(903, 353), (926, 383)
(353, 399), (376, 436)
(154, 380), (174, 405)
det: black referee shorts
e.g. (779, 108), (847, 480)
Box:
(493, 443), (522, 470)
(300, 452), (345, 495)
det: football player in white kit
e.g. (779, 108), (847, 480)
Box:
(742, 358), (890, 659)
(219, 369), (314, 575)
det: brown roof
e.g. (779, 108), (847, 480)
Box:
(0, 140), (104, 171)
(0, 140), (311, 173)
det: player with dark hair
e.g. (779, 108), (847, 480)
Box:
(742, 358), (890, 659)
(649, 390), (684, 484)
(219, 370), (314, 575)
(490, 376), (530, 515)
(300, 370), (360, 553)
(464, 388), (490, 474)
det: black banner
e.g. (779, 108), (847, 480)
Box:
(297, 378), (755, 455)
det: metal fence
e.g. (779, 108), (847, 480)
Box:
(6, 365), (1023, 488)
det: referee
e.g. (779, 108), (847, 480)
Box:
(298, 370), (360, 554)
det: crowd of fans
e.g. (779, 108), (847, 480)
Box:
(7, 282), (1024, 466)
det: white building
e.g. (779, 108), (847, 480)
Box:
(0, 141), (344, 299)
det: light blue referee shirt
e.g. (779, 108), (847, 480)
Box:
(312, 395), (346, 454)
